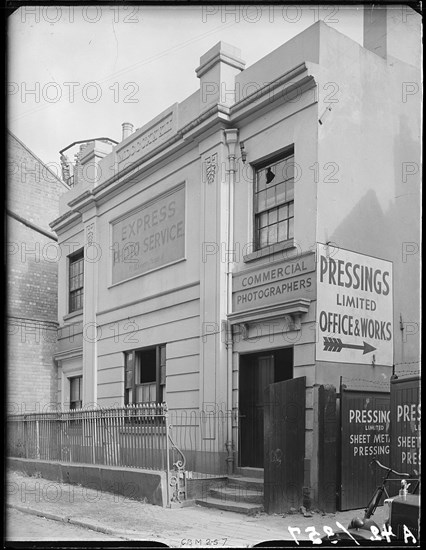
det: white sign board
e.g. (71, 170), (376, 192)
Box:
(316, 244), (393, 365)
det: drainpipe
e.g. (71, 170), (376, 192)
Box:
(224, 129), (238, 475)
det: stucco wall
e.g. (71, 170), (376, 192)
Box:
(315, 23), (421, 380)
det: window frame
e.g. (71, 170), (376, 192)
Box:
(252, 149), (295, 252)
(69, 375), (83, 410)
(68, 249), (84, 314)
(124, 344), (166, 405)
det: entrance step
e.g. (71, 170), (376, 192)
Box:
(234, 467), (264, 479)
(194, 473), (264, 514)
(227, 476), (264, 491)
(209, 486), (263, 504)
(195, 496), (263, 515)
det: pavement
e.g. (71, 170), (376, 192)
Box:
(5, 469), (388, 547)
(7, 507), (123, 541)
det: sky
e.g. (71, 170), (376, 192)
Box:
(8, 4), (364, 171)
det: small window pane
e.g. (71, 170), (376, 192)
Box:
(276, 182), (286, 204)
(259, 227), (268, 248)
(142, 385), (150, 402)
(286, 179), (294, 202)
(136, 385), (143, 402)
(268, 209), (278, 225)
(267, 224), (277, 244)
(266, 186), (275, 209)
(259, 212), (268, 228)
(288, 217), (294, 239)
(278, 205), (288, 221)
(278, 221), (288, 242)
(289, 202), (294, 218)
(274, 159), (287, 183)
(256, 189), (266, 212)
(283, 160), (295, 180)
(257, 171), (266, 191)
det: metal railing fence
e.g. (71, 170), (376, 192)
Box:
(7, 404), (168, 471)
(7, 404), (238, 504)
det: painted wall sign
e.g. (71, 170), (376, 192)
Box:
(232, 253), (315, 312)
(111, 184), (185, 284)
(116, 104), (177, 168)
(316, 244), (393, 365)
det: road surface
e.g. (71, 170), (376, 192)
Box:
(6, 508), (125, 541)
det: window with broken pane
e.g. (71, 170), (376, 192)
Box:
(254, 153), (295, 249)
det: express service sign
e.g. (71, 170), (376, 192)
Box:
(111, 184), (185, 284)
(316, 244), (393, 365)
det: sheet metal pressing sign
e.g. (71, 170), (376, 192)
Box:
(316, 244), (393, 366)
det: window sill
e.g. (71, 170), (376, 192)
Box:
(243, 239), (296, 263)
(63, 310), (83, 323)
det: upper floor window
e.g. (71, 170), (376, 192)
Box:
(254, 152), (295, 250)
(69, 249), (84, 313)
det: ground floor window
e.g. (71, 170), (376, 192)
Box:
(69, 375), (83, 409)
(124, 344), (166, 405)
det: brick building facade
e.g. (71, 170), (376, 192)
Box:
(7, 131), (68, 412)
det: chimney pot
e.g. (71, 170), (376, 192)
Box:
(122, 122), (134, 141)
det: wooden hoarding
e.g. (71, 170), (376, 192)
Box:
(390, 376), (421, 477)
(339, 387), (390, 510)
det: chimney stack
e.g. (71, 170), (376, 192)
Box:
(363, 5), (421, 66)
(196, 42), (245, 112)
(122, 122), (134, 141)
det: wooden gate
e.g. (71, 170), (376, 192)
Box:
(317, 385), (337, 512)
(339, 383), (390, 510)
(390, 376), (420, 476)
(264, 377), (305, 514)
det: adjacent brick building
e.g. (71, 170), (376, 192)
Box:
(7, 131), (68, 413)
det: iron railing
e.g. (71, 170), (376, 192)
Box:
(7, 404), (168, 470)
(7, 405), (237, 503)
(169, 409), (237, 477)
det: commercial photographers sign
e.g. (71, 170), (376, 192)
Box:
(111, 184), (185, 284)
(232, 253), (315, 312)
(316, 244), (393, 365)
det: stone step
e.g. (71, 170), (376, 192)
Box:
(234, 467), (264, 479)
(195, 496), (263, 515)
(227, 476), (264, 491)
(209, 486), (263, 504)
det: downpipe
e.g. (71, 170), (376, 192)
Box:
(224, 129), (238, 475)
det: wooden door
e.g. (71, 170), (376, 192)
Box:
(239, 354), (274, 467)
(264, 377), (306, 514)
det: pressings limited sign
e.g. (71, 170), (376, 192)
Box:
(232, 253), (315, 312)
(111, 184), (185, 284)
(316, 244), (393, 365)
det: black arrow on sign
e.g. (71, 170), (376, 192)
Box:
(323, 337), (377, 355)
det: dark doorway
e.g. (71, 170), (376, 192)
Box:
(239, 347), (293, 468)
